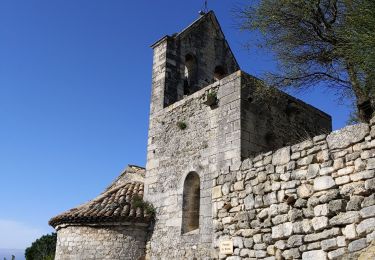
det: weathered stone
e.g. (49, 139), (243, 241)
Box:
(328, 248), (346, 260)
(233, 236), (244, 248)
(272, 214), (288, 225)
(340, 181), (366, 196)
(321, 238), (337, 251)
(271, 222), (293, 239)
(297, 184), (314, 198)
(272, 147), (291, 165)
(338, 167), (354, 176)
(343, 224), (357, 239)
(244, 194), (255, 210)
(288, 209), (303, 222)
(335, 175), (350, 185)
(365, 178), (375, 190)
(304, 228), (340, 242)
(294, 198), (307, 208)
(360, 205), (375, 218)
(348, 238), (367, 252)
(212, 186), (223, 199)
(311, 216), (328, 231)
(302, 250), (327, 260)
(274, 240), (286, 250)
(356, 218), (375, 235)
(328, 199), (346, 214)
(297, 155), (314, 166)
(351, 170), (375, 182)
(222, 182), (230, 195)
(282, 248), (300, 259)
(319, 189), (340, 204)
(314, 176), (335, 191)
(314, 204), (328, 216)
(362, 194), (375, 207)
(346, 196), (364, 211)
(329, 211), (360, 226)
(327, 123), (369, 149)
(287, 235), (303, 247)
(307, 164), (319, 179)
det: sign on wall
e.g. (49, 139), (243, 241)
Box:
(219, 240), (233, 255)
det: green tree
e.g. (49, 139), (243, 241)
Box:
(238, 0), (375, 122)
(25, 233), (57, 260)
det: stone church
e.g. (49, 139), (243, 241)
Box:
(50, 11), (375, 260)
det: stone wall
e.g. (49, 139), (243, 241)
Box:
(240, 74), (331, 158)
(55, 224), (148, 260)
(145, 72), (244, 260)
(212, 120), (375, 259)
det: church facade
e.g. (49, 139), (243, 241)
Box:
(51, 12), (375, 260)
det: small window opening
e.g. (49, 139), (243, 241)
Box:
(184, 54), (197, 95)
(214, 65), (227, 81)
(182, 172), (200, 234)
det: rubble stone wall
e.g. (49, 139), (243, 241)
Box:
(55, 224), (148, 260)
(213, 120), (375, 260)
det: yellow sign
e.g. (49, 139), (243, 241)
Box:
(220, 240), (233, 255)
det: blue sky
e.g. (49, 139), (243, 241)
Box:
(0, 0), (352, 250)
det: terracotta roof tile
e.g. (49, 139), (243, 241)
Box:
(49, 179), (152, 228)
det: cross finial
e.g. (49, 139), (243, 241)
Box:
(199, 0), (209, 15)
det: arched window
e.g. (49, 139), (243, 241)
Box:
(184, 54), (197, 95)
(214, 65), (227, 81)
(181, 172), (200, 234)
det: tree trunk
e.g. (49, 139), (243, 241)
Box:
(346, 62), (373, 122)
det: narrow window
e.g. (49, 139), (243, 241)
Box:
(184, 54), (197, 95)
(182, 172), (200, 234)
(214, 65), (227, 81)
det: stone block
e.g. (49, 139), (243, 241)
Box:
(346, 196), (364, 211)
(327, 123), (369, 149)
(328, 199), (346, 214)
(321, 238), (337, 251)
(314, 176), (335, 191)
(212, 186), (222, 199)
(329, 211), (360, 226)
(328, 248), (346, 260)
(302, 250), (327, 260)
(357, 218), (375, 235)
(234, 181), (244, 191)
(351, 170), (375, 182)
(287, 235), (303, 247)
(272, 147), (290, 165)
(343, 224), (357, 239)
(282, 248), (300, 259)
(312, 216), (328, 231)
(348, 238), (367, 252)
(360, 205), (375, 218)
(307, 164), (320, 179)
(314, 204), (328, 216)
(271, 222), (293, 239)
(244, 194), (255, 210)
(297, 184), (314, 198)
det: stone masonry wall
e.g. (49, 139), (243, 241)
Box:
(145, 72), (244, 260)
(212, 120), (375, 260)
(55, 224), (148, 260)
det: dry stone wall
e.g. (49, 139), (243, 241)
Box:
(55, 224), (148, 260)
(212, 120), (375, 260)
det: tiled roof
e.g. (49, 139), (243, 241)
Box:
(49, 166), (152, 228)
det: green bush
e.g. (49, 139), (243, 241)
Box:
(25, 233), (57, 260)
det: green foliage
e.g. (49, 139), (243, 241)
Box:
(132, 195), (156, 217)
(25, 233), (57, 260)
(177, 121), (187, 130)
(238, 0), (375, 122)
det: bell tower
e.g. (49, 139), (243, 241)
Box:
(149, 11), (240, 113)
